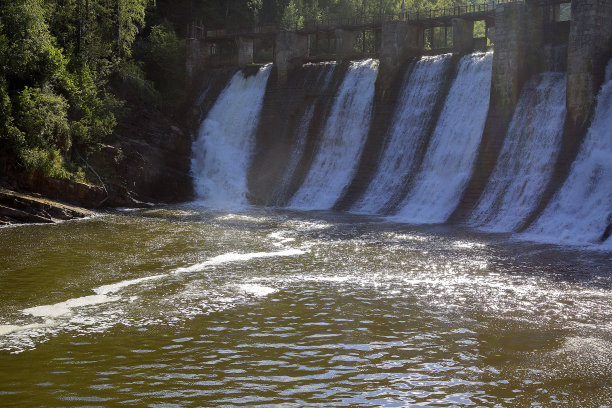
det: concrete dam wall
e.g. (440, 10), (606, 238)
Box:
(189, 0), (612, 249)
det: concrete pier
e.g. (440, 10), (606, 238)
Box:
(379, 21), (423, 89)
(237, 37), (254, 68)
(566, 0), (612, 131)
(490, 2), (543, 117)
(185, 39), (211, 83)
(452, 18), (474, 54)
(334, 29), (358, 61)
(275, 31), (309, 84)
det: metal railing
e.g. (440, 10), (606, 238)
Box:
(193, 0), (527, 41)
(300, 0), (522, 30)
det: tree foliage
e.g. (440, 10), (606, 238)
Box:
(0, 0), (156, 179)
(1, 0), (477, 181)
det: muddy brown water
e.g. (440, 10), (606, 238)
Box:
(0, 206), (611, 406)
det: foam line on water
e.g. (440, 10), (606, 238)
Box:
(15, 275), (167, 322)
(23, 295), (120, 318)
(6, 246), (304, 337)
(173, 248), (306, 274)
(0, 321), (57, 336)
(94, 275), (166, 295)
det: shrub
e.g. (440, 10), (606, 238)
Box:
(19, 147), (70, 178)
(14, 86), (71, 152)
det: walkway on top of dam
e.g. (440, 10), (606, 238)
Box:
(190, 0), (570, 42)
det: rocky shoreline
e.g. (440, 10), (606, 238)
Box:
(0, 67), (238, 227)
(0, 188), (92, 225)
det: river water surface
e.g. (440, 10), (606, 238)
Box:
(1, 207), (611, 406)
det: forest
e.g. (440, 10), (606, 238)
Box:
(0, 0), (472, 184)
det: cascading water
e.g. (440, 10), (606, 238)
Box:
(288, 59), (378, 210)
(392, 52), (493, 224)
(524, 60), (612, 247)
(191, 65), (272, 208)
(468, 73), (567, 232)
(351, 54), (452, 215)
(273, 63), (336, 204)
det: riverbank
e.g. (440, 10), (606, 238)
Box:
(0, 188), (92, 225)
(0, 77), (204, 226)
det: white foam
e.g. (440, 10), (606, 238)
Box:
(238, 284), (277, 297)
(174, 248), (306, 274)
(94, 274), (166, 295)
(0, 321), (55, 336)
(23, 295), (119, 318)
(268, 231), (296, 248)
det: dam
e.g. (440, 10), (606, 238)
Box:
(1, 1), (612, 406)
(188, 0), (612, 249)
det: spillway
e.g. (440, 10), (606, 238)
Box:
(468, 73), (567, 232)
(288, 59), (378, 210)
(524, 61), (612, 247)
(191, 65), (271, 208)
(273, 63), (336, 205)
(392, 52), (493, 224)
(351, 54), (452, 215)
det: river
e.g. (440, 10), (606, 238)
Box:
(1, 206), (611, 406)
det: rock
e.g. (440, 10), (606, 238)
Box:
(0, 204), (53, 224)
(0, 189), (92, 225)
(24, 176), (107, 208)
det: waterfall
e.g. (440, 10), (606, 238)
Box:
(191, 65), (272, 208)
(273, 63), (336, 204)
(392, 52), (493, 224)
(288, 59), (378, 210)
(524, 61), (612, 246)
(468, 73), (567, 232)
(351, 54), (452, 215)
